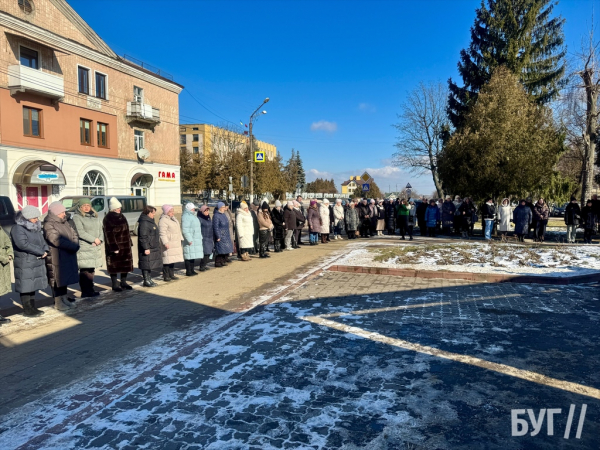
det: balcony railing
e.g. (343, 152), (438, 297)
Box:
(126, 101), (160, 124)
(8, 65), (64, 101)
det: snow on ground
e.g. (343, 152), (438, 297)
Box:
(335, 243), (600, 277)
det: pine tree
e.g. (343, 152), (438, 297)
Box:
(295, 151), (306, 192)
(284, 149), (299, 194)
(448, 0), (566, 130)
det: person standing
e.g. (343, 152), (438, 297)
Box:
(307, 200), (321, 245)
(293, 201), (306, 248)
(533, 198), (549, 242)
(416, 199), (428, 236)
(197, 205), (215, 271)
(333, 199), (345, 239)
(224, 202), (236, 261)
(458, 197), (476, 238)
(368, 199), (378, 236)
(397, 199), (411, 240)
(375, 200), (386, 236)
(581, 200), (597, 244)
(345, 202), (359, 239)
(497, 198), (512, 239)
(11, 206), (48, 316)
(43, 201), (80, 311)
(407, 199), (417, 239)
(250, 200), (260, 254)
(137, 206), (161, 287)
(384, 200), (395, 235)
(159, 205), (184, 281)
(257, 201), (274, 257)
(564, 196), (581, 244)
(283, 201), (296, 251)
(441, 196), (456, 236)
(513, 199), (532, 242)
(453, 196), (463, 235)
(425, 199), (440, 237)
(295, 195), (307, 245)
(357, 199), (371, 238)
(182, 203), (203, 276)
(103, 198), (134, 292)
(319, 200), (331, 243)
(481, 198), (496, 241)
(72, 198), (103, 298)
(236, 202), (254, 260)
(271, 200), (286, 251)
(213, 202), (234, 267)
(0, 227), (13, 325)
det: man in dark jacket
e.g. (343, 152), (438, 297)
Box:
(250, 200), (260, 253)
(581, 200), (597, 244)
(416, 199), (428, 236)
(271, 200), (286, 251)
(296, 196), (307, 245)
(481, 198), (496, 241)
(357, 199), (371, 238)
(564, 196), (581, 244)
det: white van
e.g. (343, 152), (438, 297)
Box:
(60, 195), (147, 235)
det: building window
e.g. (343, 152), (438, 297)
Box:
(134, 130), (144, 151)
(180, 135), (186, 145)
(80, 119), (92, 145)
(192, 127), (199, 131)
(19, 46), (38, 69)
(78, 67), (89, 94)
(95, 73), (107, 99)
(23, 106), (42, 137)
(193, 134), (199, 142)
(82, 170), (105, 196)
(97, 122), (108, 148)
(193, 147), (199, 154)
(133, 86), (143, 103)
(18, 0), (34, 14)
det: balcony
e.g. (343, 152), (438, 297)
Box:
(8, 65), (64, 102)
(126, 101), (161, 125)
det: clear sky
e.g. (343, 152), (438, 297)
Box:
(70, 0), (597, 196)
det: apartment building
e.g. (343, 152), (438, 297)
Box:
(180, 124), (276, 160)
(0, 0), (183, 213)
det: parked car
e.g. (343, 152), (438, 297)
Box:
(0, 196), (16, 234)
(551, 202), (568, 217)
(60, 195), (147, 234)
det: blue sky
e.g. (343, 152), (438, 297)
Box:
(70, 0), (597, 196)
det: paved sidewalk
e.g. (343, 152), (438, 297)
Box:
(1, 263), (598, 449)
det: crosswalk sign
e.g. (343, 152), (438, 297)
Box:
(362, 183), (370, 192)
(254, 151), (265, 163)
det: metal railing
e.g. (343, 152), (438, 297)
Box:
(121, 55), (174, 81)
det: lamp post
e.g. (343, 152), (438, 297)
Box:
(249, 97), (269, 200)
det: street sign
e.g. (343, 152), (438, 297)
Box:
(228, 183), (233, 192)
(362, 183), (370, 192)
(406, 183), (412, 189)
(254, 151), (265, 163)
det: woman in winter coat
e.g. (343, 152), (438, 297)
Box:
(182, 203), (203, 276)
(345, 202), (359, 239)
(374, 200), (386, 236)
(257, 201), (274, 257)
(236, 201), (255, 260)
(11, 206), (48, 317)
(384, 200), (395, 235)
(319, 200), (332, 243)
(72, 198), (103, 298)
(159, 204), (184, 281)
(197, 205), (214, 271)
(213, 202), (234, 267)
(512, 199), (532, 242)
(425, 199), (441, 237)
(397, 200), (412, 240)
(307, 200), (322, 245)
(103, 198), (134, 291)
(458, 198), (476, 238)
(283, 201), (297, 250)
(496, 198), (512, 238)
(43, 201), (80, 311)
(0, 227), (13, 325)
(271, 200), (286, 251)
(533, 198), (550, 242)
(564, 196), (581, 244)
(441, 196), (456, 235)
(581, 200), (597, 244)
(137, 205), (161, 287)
(293, 201), (306, 247)
(333, 199), (345, 239)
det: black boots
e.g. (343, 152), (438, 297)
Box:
(142, 270), (157, 287)
(111, 273), (122, 292)
(79, 269), (99, 298)
(21, 294), (44, 316)
(168, 266), (179, 280)
(274, 241), (282, 252)
(120, 273), (132, 290)
(163, 265), (173, 281)
(184, 260), (198, 276)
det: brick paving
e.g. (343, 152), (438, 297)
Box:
(1, 266), (598, 449)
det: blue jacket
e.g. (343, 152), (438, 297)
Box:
(181, 209), (203, 260)
(198, 213), (214, 255)
(213, 211), (233, 255)
(425, 205), (440, 227)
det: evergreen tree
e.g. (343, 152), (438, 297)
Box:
(295, 151), (306, 192)
(284, 149), (299, 194)
(448, 0), (566, 130)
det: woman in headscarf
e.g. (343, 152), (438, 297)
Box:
(11, 206), (48, 316)
(44, 201), (80, 311)
(213, 202), (234, 267)
(293, 201), (306, 248)
(137, 205), (161, 287)
(307, 200), (322, 245)
(72, 197), (103, 298)
(257, 201), (274, 257)
(283, 201), (296, 251)
(333, 199), (345, 240)
(319, 199), (331, 243)
(235, 201), (254, 261)
(345, 201), (359, 239)
(159, 204), (184, 281)
(103, 198), (134, 291)
(197, 205), (214, 271)
(271, 200), (286, 251)
(181, 203), (203, 276)
(497, 198), (512, 239)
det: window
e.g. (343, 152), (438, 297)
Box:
(19, 46), (38, 69)
(133, 86), (143, 103)
(180, 135), (186, 145)
(80, 119), (92, 145)
(78, 67), (89, 94)
(193, 147), (199, 154)
(95, 72), (107, 99)
(82, 170), (105, 196)
(192, 127), (199, 131)
(23, 106), (42, 137)
(134, 130), (144, 151)
(91, 197), (104, 212)
(97, 122), (108, 148)
(18, 0), (34, 14)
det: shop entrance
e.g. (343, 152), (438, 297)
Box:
(13, 160), (65, 214)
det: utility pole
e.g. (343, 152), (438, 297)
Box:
(249, 98), (269, 200)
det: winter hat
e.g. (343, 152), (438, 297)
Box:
(109, 197), (122, 211)
(336, 198), (342, 204)
(293, 200), (300, 207)
(310, 200), (317, 206)
(199, 205), (209, 213)
(162, 204), (174, 215)
(240, 201), (248, 209)
(287, 201), (294, 208)
(217, 202), (226, 209)
(252, 199), (260, 206)
(275, 200), (282, 207)
(323, 199), (330, 205)
(48, 201), (66, 216)
(370, 199), (375, 204)
(21, 205), (41, 220)
(185, 203), (195, 212)
(454, 195), (460, 200)
(261, 201), (269, 210)
(78, 197), (92, 207)
(571, 196), (577, 201)
(446, 195), (451, 200)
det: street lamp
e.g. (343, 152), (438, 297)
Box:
(249, 97), (269, 200)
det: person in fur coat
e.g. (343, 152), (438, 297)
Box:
(319, 199), (332, 243)
(159, 204), (184, 281)
(235, 202), (254, 261)
(72, 198), (103, 298)
(103, 197), (134, 291)
(271, 200), (286, 251)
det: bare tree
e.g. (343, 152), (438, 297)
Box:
(393, 81), (449, 198)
